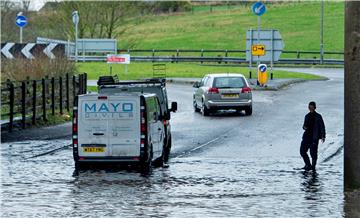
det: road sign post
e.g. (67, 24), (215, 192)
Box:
(107, 54), (131, 76)
(251, 2), (266, 83)
(16, 13), (27, 43)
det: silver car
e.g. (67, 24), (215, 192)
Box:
(193, 74), (252, 116)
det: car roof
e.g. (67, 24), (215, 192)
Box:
(204, 73), (246, 78)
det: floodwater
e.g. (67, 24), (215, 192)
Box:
(1, 138), (357, 217)
(2, 68), (359, 217)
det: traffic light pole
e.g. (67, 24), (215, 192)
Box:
(344, 1), (360, 191)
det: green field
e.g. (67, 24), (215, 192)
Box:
(121, 2), (344, 57)
(77, 62), (325, 81)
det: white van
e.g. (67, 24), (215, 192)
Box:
(72, 92), (165, 169)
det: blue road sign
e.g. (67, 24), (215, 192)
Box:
(252, 2), (266, 16)
(259, 64), (267, 72)
(16, 15), (28, 27)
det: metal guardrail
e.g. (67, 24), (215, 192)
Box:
(70, 49), (344, 65)
(70, 55), (344, 65)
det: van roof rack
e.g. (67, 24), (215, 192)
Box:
(97, 76), (166, 86)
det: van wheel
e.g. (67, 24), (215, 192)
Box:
(193, 98), (200, 112)
(164, 136), (171, 162)
(154, 152), (164, 168)
(201, 101), (210, 116)
(245, 106), (252, 116)
(141, 144), (153, 172)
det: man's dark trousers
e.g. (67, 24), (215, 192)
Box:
(300, 137), (319, 168)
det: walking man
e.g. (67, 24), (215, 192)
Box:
(300, 101), (326, 171)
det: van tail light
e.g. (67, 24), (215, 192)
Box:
(164, 120), (167, 126)
(208, 87), (219, 94)
(73, 108), (78, 147)
(140, 107), (147, 150)
(241, 87), (252, 93)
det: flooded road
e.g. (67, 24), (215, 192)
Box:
(1, 68), (359, 217)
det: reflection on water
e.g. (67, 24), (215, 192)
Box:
(1, 140), (358, 217)
(301, 171), (322, 201)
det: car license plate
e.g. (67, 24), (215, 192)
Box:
(222, 94), (239, 98)
(83, 147), (105, 152)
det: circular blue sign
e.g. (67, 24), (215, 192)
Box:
(16, 15), (28, 27)
(252, 2), (266, 16)
(259, 64), (267, 72)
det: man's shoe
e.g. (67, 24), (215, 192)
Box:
(301, 165), (312, 171)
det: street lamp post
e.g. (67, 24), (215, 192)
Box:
(72, 11), (79, 62)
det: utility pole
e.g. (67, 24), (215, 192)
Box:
(344, 1), (360, 191)
(320, 0), (324, 64)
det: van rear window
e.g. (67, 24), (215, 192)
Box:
(213, 77), (246, 88)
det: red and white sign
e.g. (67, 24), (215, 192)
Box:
(107, 54), (130, 64)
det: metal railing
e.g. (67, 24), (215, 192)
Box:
(70, 49), (344, 65)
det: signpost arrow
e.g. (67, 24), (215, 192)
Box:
(1, 43), (15, 59)
(252, 2), (266, 16)
(43, 43), (57, 59)
(21, 43), (35, 59)
(15, 15), (27, 27)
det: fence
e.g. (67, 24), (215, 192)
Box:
(1, 73), (87, 132)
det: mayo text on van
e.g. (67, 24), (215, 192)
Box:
(83, 102), (134, 119)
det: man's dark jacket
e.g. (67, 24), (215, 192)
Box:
(302, 111), (326, 141)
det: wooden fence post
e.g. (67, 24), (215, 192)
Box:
(32, 80), (37, 125)
(201, 49), (204, 64)
(78, 74), (83, 95)
(59, 76), (63, 115)
(72, 75), (76, 100)
(9, 82), (14, 132)
(42, 78), (47, 121)
(66, 73), (70, 112)
(225, 50), (228, 64)
(51, 77), (55, 115)
(21, 81), (26, 129)
(83, 73), (87, 94)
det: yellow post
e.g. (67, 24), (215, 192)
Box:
(257, 64), (268, 86)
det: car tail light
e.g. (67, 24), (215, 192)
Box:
(241, 87), (252, 93)
(208, 87), (219, 94)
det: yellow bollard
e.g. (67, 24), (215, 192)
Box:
(257, 64), (268, 86)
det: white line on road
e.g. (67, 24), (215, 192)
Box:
(176, 135), (223, 158)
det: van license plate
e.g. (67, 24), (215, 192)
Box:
(83, 147), (105, 152)
(222, 94), (239, 98)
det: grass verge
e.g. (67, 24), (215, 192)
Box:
(77, 62), (326, 81)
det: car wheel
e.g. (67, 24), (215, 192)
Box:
(193, 98), (200, 112)
(245, 106), (252, 116)
(201, 101), (210, 116)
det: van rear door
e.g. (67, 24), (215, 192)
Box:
(77, 94), (140, 158)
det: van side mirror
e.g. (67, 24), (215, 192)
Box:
(193, 81), (200, 88)
(170, 102), (177, 112)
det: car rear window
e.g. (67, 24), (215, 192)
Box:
(213, 77), (246, 88)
